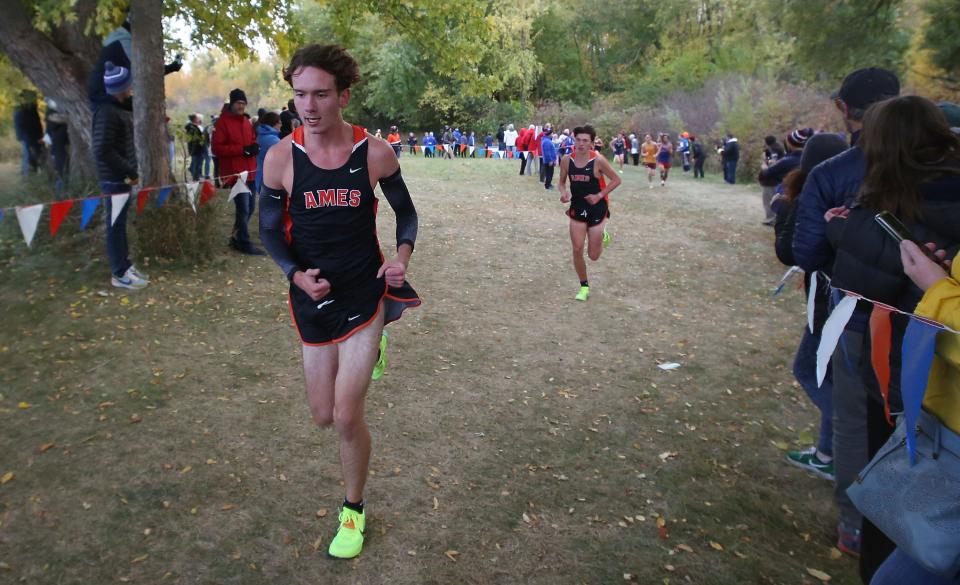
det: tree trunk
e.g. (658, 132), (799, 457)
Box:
(0, 0), (100, 183)
(130, 0), (172, 188)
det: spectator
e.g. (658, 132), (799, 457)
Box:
(690, 135), (705, 179)
(44, 99), (70, 190)
(678, 132), (691, 171)
(791, 66), (900, 571)
(441, 126), (453, 159)
(559, 129), (573, 157)
(212, 88), (263, 255)
(763, 134), (786, 165)
(185, 114), (205, 181)
(407, 132), (418, 155)
(452, 127), (462, 157)
(722, 131), (739, 184)
(758, 128), (812, 225)
(503, 124), (518, 152)
(92, 62), (147, 290)
(206, 114), (218, 184)
(255, 111), (281, 194)
(279, 99), (301, 138)
(13, 91), (44, 177)
(496, 124), (505, 152)
(484, 131), (494, 153)
(467, 131), (476, 158)
(387, 125), (402, 157)
(630, 132), (640, 166)
(541, 128), (558, 190)
(423, 131), (435, 158)
(826, 95), (960, 581)
(517, 125), (532, 174)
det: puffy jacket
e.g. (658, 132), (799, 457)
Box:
(914, 255), (960, 434)
(92, 97), (137, 183)
(255, 124), (281, 193)
(212, 105), (256, 186)
(531, 131), (544, 156)
(185, 122), (205, 156)
(775, 197), (829, 332)
(541, 135), (558, 165)
(792, 145), (863, 274)
(13, 104), (43, 143)
(722, 138), (740, 161)
(504, 129), (518, 147)
(758, 150), (801, 187)
(516, 128), (530, 151)
(827, 174), (960, 408)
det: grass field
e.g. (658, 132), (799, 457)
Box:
(0, 156), (859, 584)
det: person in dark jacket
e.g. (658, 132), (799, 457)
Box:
(759, 128), (812, 224)
(541, 128), (558, 190)
(212, 88), (263, 255)
(185, 114), (205, 181)
(690, 135), (705, 178)
(87, 17), (181, 110)
(92, 62), (147, 290)
(826, 96), (960, 583)
(791, 67), (900, 567)
(721, 132), (739, 184)
(45, 99), (70, 189)
(772, 132), (848, 488)
(13, 91), (44, 177)
(254, 111), (281, 194)
(279, 99), (300, 138)
(496, 124), (505, 152)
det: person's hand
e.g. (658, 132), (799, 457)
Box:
(901, 240), (951, 291)
(585, 193), (603, 205)
(559, 191), (571, 204)
(824, 206), (850, 222)
(293, 268), (331, 301)
(377, 258), (407, 288)
(243, 143), (260, 157)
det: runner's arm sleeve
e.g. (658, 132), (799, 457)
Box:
(379, 168), (418, 250)
(258, 185), (300, 281)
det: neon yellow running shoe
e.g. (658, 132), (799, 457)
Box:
(575, 285), (590, 301)
(371, 332), (388, 381)
(602, 228), (612, 248)
(328, 507), (365, 559)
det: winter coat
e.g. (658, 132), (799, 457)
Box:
(185, 122), (205, 156)
(212, 105), (256, 187)
(758, 150), (802, 187)
(13, 104), (43, 143)
(504, 129), (518, 147)
(541, 135), (558, 165)
(92, 97), (137, 183)
(722, 138), (740, 162)
(255, 124), (281, 193)
(516, 128), (530, 151)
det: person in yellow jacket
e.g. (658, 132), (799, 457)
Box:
(900, 240), (959, 433)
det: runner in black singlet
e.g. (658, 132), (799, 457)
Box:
(559, 124), (622, 302)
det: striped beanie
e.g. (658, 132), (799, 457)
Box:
(104, 61), (132, 96)
(786, 127), (814, 149)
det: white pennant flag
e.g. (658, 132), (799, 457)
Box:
(807, 271), (818, 334)
(229, 171), (250, 201)
(816, 294), (858, 387)
(186, 181), (200, 213)
(15, 204), (43, 247)
(468, 146), (475, 156)
(110, 192), (130, 226)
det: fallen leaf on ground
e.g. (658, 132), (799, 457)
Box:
(0, 472), (13, 485)
(315, 508), (327, 518)
(828, 547), (843, 560)
(18, 402), (30, 409)
(709, 541), (724, 551)
(38, 443), (55, 453)
(221, 504), (237, 511)
(806, 568), (831, 582)
(676, 544), (693, 553)
(131, 554), (148, 564)
(445, 550), (459, 561)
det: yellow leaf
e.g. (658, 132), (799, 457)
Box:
(445, 550), (459, 561)
(179, 465), (192, 475)
(676, 544), (694, 553)
(828, 547), (843, 560)
(18, 402), (30, 409)
(1, 471), (14, 484)
(38, 443), (55, 453)
(131, 554), (149, 564)
(656, 517), (666, 528)
(221, 504), (236, 511)
(709, 541), (724, 551)
(772, 441), (789, 450)
(312, 537), (322, 551)
(806, 568), (832, 582)
(315, 508), (327, 518)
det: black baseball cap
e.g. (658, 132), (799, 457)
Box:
(837, 68), (899, 110)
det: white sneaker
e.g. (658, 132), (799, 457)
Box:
(112, 267), (148, 289)
(128, 264), (150, 282)
(660, 180), (665, 186)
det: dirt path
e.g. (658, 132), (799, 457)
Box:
(0, 157), (858, 584)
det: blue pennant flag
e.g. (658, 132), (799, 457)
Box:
(0, 208), (4, 222)
(900, 318), (941, 464)
(156, 187), (172, 208)
(80, 198), (100, 229)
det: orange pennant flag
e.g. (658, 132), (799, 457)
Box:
(199, 180), (217, 206)
(48, 200), (74, 236)
(869, 305), (895, 426)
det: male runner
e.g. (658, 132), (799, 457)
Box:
(657, 133), (674, 186)
(641, 133), (658, 189)
(559, 124), (621, 301)
(258, 44), (421, 560)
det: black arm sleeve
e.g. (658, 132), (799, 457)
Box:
(258, 185), (300, 281)
(379, 168), (418, 250)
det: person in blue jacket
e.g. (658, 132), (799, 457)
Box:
(791, 67), (900, 573)
(255, 111), (281, 194)
(541, 128), (558, 190)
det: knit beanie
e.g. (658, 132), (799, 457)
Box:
(786, 127), (814, 149)
(229, 88), (248, 104)
(104, 61), (132, 96)
(800, 133), (848, 174)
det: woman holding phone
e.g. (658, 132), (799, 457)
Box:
(825, 95), (960, 581)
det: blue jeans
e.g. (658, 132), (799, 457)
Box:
(101, 181), (132, 278)
(723, 160), (737, 184)
(189, 153), (204, 181)
(231, 183), (255, 249)
(202, 147), (211, 177)
(871, 549), (960, 585)
(794, 327), (834, 456)
(20, 140), (40, 176)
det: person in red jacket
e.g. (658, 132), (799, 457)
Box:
(517, 125), (532, 175)
(212, 88), (264, 255)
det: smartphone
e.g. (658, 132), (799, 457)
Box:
(874, 211), (949, 269)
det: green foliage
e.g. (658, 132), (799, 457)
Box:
(921, 0), (960, 76)
(137, 197), (219, 264)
